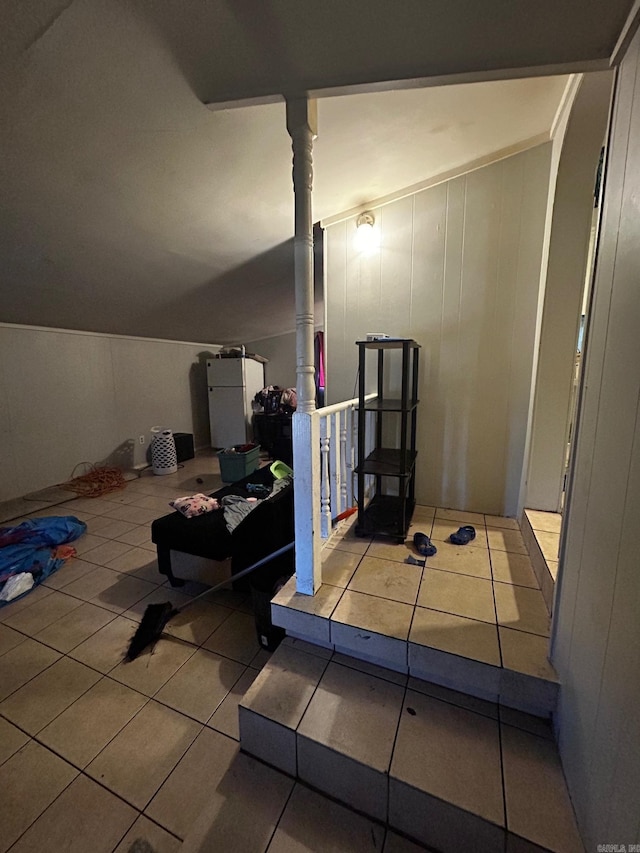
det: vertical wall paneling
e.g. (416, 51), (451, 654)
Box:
(0, 325), (219, 501)
(325, 145), (552, 515)
(553, 34), (640, 847)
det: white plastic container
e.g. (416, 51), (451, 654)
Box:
(151, 427), (178, 476)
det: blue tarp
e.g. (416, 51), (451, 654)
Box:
(0, 516), (87, 606)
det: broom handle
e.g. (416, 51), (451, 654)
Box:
(175, 541), (295, 613)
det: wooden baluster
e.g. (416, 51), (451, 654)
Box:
(320, 416), (331, 538)
(340, 408), (348, 515)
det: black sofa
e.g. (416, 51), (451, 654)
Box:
(151, 464), (294, 591)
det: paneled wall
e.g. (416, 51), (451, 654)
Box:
(553, 35), (640, 847)
(0, 324), (218, 501)
(325, 144), (551, 515)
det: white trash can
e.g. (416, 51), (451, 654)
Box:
(151, 427), (178, 476)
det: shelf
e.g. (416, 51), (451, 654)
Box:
(355, 494), (416, 540)
(363, 397), (419, 413)
(356, 338), (420, 350)
(355, 448), (417, 477)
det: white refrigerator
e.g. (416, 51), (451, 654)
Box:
(207, 357), (265, 448)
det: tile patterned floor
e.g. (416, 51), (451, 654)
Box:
(0, 455), (439, 852)
(273, 506), (558, 708)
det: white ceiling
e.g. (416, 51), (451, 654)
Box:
(0, 1), (632, 343)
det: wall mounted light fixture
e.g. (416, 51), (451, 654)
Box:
(355, 210), (379, 254)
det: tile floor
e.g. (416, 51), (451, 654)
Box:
(1, 455), (440, 852)
(240, 638), (583, 853)
(273, 505), (558, 711)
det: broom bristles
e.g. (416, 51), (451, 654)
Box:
(125, 602), (176, 661)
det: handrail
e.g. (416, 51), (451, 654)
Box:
(317, 392), (376, 418)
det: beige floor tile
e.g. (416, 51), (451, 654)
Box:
(298, 661), (404, 771)
(63, 566), (158, 613)
(410, 606), (501, 666)
(113, 815), (181, 853)
(0, 623), (26, 656)
(146, 727), (239, 838)
(35, 601), (116, 652)
(85, 518), (139, 540)
(202, 610), (261, 664)
(106, 546), (160, 578)
(332, 588), (414, 640)
(241, 644), (328, 730)
(408, 676), (498, 719)
(326, 537), (371, 556)
(116, 524), (155, 548)
(332, 651), (408, 685)
(499, 706), (554, 740)
(9, 772), (137, 853)
(268, 782), (385, 852)
(502, 725), (582, 852)
(487, 526), (528, 555)
(426, 543), (492, 579)
(110, 635), (196, 697)
(365, 538), (413, 563)
(491, 551), (539, 588)
(494, 584), (550, 637)
(0, 740), (78, 853)
(484, 515), (520, 530)
(435, 508), (486, 526)
(533, 530), (561, 563)
(320, 548), (362, 587)
(123, 586), (192, 623)
(68, 615), (138, 673)
(0, 584), (53, 621)
(249, 646), (272, 670)
(208, 667), (258, 740)
(42, 557), (97, 590)
(3, 591), (83, 636)
(73, 533), (110, 555)
(418, 568), (496, 623)
(547, 559), (559, 581)
(525, 509), (562, 534)
(0, 638), (61, 701)
(412, 504), (436, 523)
(105, 505), (158, 525)
(0, 717), (29, 766)
(272, 577), (343, 618)
(155, 648), (245, 722)
(347, 555), (423, 604)
(0, 656), (100, 734)
(39, 676), (148, 767)
(81, 539), (136, 567)
(431, 519), (488, 548)
(391, 689), (504, 826)
(86, 700), (201, 809)
(179, 751), (293, 853)
(163, 600), (232, 646)
(499, 628), (558, 681)
(130, 494), (174, 512)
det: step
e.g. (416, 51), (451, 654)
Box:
(239, 639), (583, 853)
(521, 509), (561, 614)
(270, 549), (559, 719)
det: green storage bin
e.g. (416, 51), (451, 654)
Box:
(217, 444), (260, 483)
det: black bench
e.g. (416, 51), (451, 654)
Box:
(151, 464), (294, 590)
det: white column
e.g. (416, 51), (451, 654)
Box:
(286, 97), (322, 595)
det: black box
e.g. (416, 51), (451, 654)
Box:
(173, 432), (195, 463)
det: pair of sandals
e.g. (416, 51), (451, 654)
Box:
(411, 524), (476, 559)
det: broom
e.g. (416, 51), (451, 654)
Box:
(125, 541), (294, 661)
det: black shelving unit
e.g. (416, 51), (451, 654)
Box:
(355, 339), (420, 542)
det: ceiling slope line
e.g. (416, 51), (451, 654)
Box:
(320, 132), (550, 228)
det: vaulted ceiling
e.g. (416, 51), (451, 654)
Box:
(0, 1), (634, 343)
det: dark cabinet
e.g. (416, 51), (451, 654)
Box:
(355, 339), (420, 542)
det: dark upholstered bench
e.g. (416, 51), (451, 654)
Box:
(151, 465), (294, 589)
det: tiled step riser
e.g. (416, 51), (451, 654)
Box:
(240, 705), (505, 852)
(520, 515), (556, 614)
(239, 642), (581, 853)
(278, 621), (559, 718)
